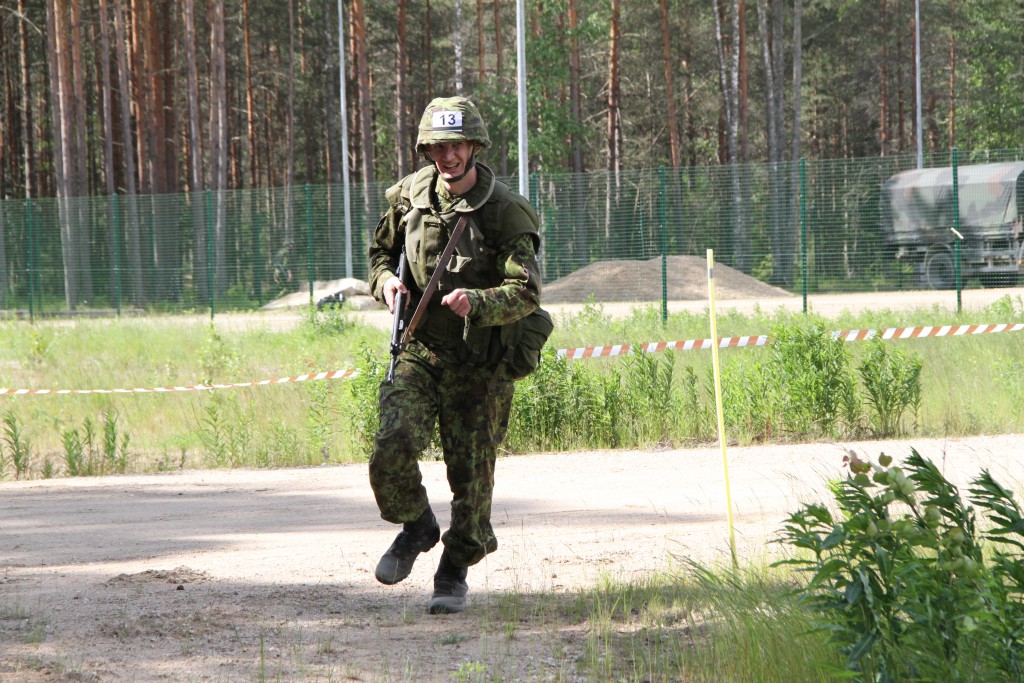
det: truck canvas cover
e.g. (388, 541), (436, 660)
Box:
(880, 161), (1024, 245)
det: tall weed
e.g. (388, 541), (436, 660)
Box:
(61, 427), (86, 476)
(338, 345), (385, 459)
(103, 410), (130, 473)
(195, 397), (252, 468)
(507, 348), (606, 451)
(677, 365), (713, 442)
(3, 410), (31, 479)
(719, 358), (782, 442)
(305, 380), (335, 462)
(858, 338), (923, 437)
(197, 325), (241, 384)
(619, 349), (676, 446)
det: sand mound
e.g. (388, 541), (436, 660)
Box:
(542, 255), (792, 303)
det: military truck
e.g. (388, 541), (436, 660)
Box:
(880, 161), (1024, 288)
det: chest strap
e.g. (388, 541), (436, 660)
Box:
(402, 215), (470, 345)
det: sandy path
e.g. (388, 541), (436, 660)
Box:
(2, 434), (1021, 681)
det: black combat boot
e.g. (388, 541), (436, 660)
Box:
(374, 507), (440, 585)
(427, 550), (469, 614)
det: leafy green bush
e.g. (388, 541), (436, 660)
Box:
(776, 450), (1024, 682)
(506, 347), (606, 451)
(769, 320), (860, 438)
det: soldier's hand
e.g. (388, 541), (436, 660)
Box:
(383, 276), (408, 314)
(441, 289), (472, 318)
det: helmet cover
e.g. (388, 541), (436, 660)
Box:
(416, 96), (491, 156)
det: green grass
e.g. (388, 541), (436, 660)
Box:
(1, 296), (1023, 479)
(566, 564), (841, 682)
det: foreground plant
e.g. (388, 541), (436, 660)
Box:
(776, 449), (1024, 682)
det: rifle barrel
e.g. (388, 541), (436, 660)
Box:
(386, 250), (408, 384)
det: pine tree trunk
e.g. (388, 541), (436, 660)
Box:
(244, 0), (258, 185)
(17, 0), (36, 198)
(604, 0), (621, 243)
(209, 0), (228, 297)
(493, 0), (507, 174)
(286, 0), (297, 247)
(712, 0), (747, 271)
(351, 0), (375, 237)
(948, 0), (956, 147)
(45, 0), (76, 308)
(396, 0), (409, 178)
(182, 0), (207, 303)
(880, 0), (889, 154)
(756, 0), (790, 285)
(791, 0), (803, 165)
(98, 0), (119, 302)
(790, 0), (803, 287)
(659, 0), (680, 168)
(477, 0), (485, 84)
(453, 0), (464, 94)
(150, 0), (180, 300)
(568, 0), (584, 173)
(112, 0), (145, 305)
(323, 0), (344, 278)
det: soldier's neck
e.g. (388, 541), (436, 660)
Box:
(440, 166), (478, 196)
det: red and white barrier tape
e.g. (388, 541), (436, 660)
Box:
(559, 335), (771, 360)
(557, 323), (1024, 360)
(5, 323), (1023, 395)
(0, 368), (358, 396)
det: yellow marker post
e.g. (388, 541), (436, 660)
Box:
(707, 249), (738, 568)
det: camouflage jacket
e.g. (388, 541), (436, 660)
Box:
(369, 163), (542, 363)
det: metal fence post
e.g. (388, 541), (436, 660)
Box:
(800, 158), (808, 314)
(254, 200), (263, 306)
(25, 198), (35, 322)
(305, 183), (314, 307)
(952, 147), (962, 312)
(659, 166), (668, 324)
(112, 194), (122, 315)
(206, 189), (214, 320)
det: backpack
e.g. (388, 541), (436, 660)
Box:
(476, 182), (553, 379)
(500, 307), (554, 380)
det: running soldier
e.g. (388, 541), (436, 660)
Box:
(367, 96), (542, 614)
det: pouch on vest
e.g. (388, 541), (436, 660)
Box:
(500, 308), (554, 380)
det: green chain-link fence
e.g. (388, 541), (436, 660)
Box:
(2, 148), (1023, 319)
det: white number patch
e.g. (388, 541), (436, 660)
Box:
(431, 111), (463, 130)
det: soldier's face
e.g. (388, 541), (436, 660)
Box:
(427, 141), (475, 181)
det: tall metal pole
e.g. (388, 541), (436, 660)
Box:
(338, 0), (354, 277)
(516, 0), (528, 199)
(915, 0), (923, 168)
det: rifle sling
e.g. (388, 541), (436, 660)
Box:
(402, 215), (469, 346)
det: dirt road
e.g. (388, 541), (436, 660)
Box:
(2, 435), (1021, 681)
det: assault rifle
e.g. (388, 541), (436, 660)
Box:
(385, 215), (469, 385)
(386, 247), (409, 384)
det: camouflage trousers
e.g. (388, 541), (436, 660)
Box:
(369, 340), (515, 567)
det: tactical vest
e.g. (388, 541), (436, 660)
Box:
(384, 163), (540, 365)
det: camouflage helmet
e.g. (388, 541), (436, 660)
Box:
(416, 96), (491, 156)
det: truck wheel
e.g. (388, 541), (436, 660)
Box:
(924, 249), (955, 289)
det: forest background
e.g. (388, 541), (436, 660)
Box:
(0, 0), (1022, 311)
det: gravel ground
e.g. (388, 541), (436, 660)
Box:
(2, 435), (1022, 681)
